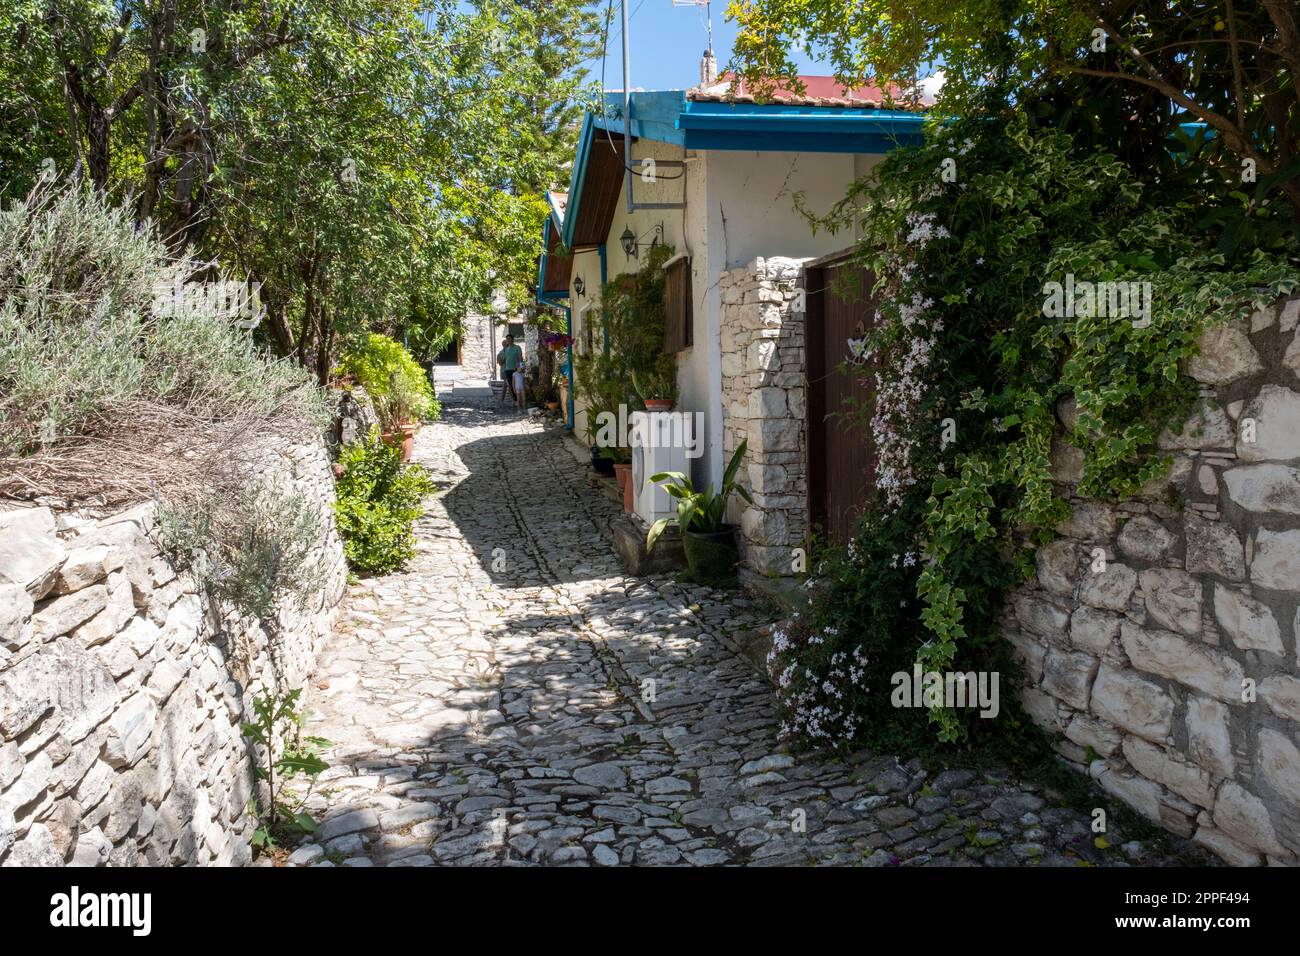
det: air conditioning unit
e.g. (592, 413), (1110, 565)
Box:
(630, 411), (692, 526)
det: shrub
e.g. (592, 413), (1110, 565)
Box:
(773, 111), (1299, 749)
(0, 184), (334, 619)
(334, 333), (438, 428)
(0, 185), (327, 476)
(156, 479), (328, 621)
(333, 426), (435, 573)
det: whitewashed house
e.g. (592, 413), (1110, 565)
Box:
(537, 75), (927, 574)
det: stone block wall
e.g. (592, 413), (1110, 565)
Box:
(1005, 296), (1300, 865)
(0, 438), (346, 867)
(720, 257), (809, 576)
(435, 312), (494, 385)
(460, 312), (495, 382)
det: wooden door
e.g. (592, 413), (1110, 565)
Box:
(806, 253), (878, 546)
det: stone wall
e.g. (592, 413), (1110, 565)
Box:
(434, 312), (494, 385)
(720, 257), (808, 576)
(1005, 296), (1300, 865)
(0, 438), (346, 867)
(460, 312), (495, 382)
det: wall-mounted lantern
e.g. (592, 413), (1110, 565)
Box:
(573, 275), (585, 297)
(620, 223), (664, 261)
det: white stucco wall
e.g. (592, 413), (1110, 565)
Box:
(690, 149), (885, 487)
(564, 143), (887, 492)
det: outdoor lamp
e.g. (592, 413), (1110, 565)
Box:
(573, 275), (585, 297)
(620, 226), (637, 259)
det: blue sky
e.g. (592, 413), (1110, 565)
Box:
(579, 1), (830, 93)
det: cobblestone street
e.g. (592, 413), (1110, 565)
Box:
(293, 395), (1207, 867)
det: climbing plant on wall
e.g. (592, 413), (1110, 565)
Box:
(771, 107), (1299, 750)
(573, 244), (678, 450)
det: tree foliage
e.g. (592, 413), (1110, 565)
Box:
(0, 0), (601, 378)
(727, 1), (1300, 217)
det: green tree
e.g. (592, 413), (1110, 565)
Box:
(726, 0), (1300, 216)
(0, 1), (601, 379)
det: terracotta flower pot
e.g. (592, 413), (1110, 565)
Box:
(613, 462), (633, 512)
(398, 423), (417, 461)
(644, 399), (675, 412)
(546, 400), (560, 410)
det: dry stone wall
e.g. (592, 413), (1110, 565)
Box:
(0, 438), (346, 867)
(720, 257), (809, 576)
(1006, 296), (1300, 865)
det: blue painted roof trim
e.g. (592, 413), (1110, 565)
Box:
(593, 90), (927, 153)
(535, 216), (570, 305)
(550, 90), (928, 275)
(559, 112), (599, 250)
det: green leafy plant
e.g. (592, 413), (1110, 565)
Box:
(240, 688), (330, 851)
(574, 245), (678, 450)
(646, 441), (752, 550)
(632, 368), (677, 403)
(333, 426), (435, 573)
(769, 108), (1298, 750)
(335, 333), (438, 428)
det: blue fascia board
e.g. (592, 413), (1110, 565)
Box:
(681, 129), (923, 153)
(595, 90), (926, 152)
(535, 217), (550, 296)
(678, 100), (926, 152)
(560, 114), (598, 249)
(680, 101), (924, 127)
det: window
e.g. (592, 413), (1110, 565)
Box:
(433, 336), (460, 365)
(663, 255), (692, 353)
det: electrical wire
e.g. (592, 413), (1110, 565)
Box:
(597, 0), (685, 180)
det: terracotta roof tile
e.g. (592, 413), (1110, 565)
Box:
(686, 74), (931, 110)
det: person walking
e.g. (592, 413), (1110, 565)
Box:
(497, 334), (525, 410)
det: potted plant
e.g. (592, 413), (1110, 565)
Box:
(633, 369), (678, 412)
(543, 331), (572, 352)
(608, 446), (633, 511)
(646, 441), (752, 584)
(380, 373), (421, 462)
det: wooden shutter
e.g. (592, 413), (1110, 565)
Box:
(663, 256), (693, 353)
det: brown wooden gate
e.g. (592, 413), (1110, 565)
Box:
(805, 251), (879, 547)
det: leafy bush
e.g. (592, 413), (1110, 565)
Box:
(333, 426), (435, 573)
(0, 185), (327, 467)
(334, 333), (438, 428)
(773, 110), (1299, 749)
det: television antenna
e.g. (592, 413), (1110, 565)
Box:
(671, 0), (714, 66)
